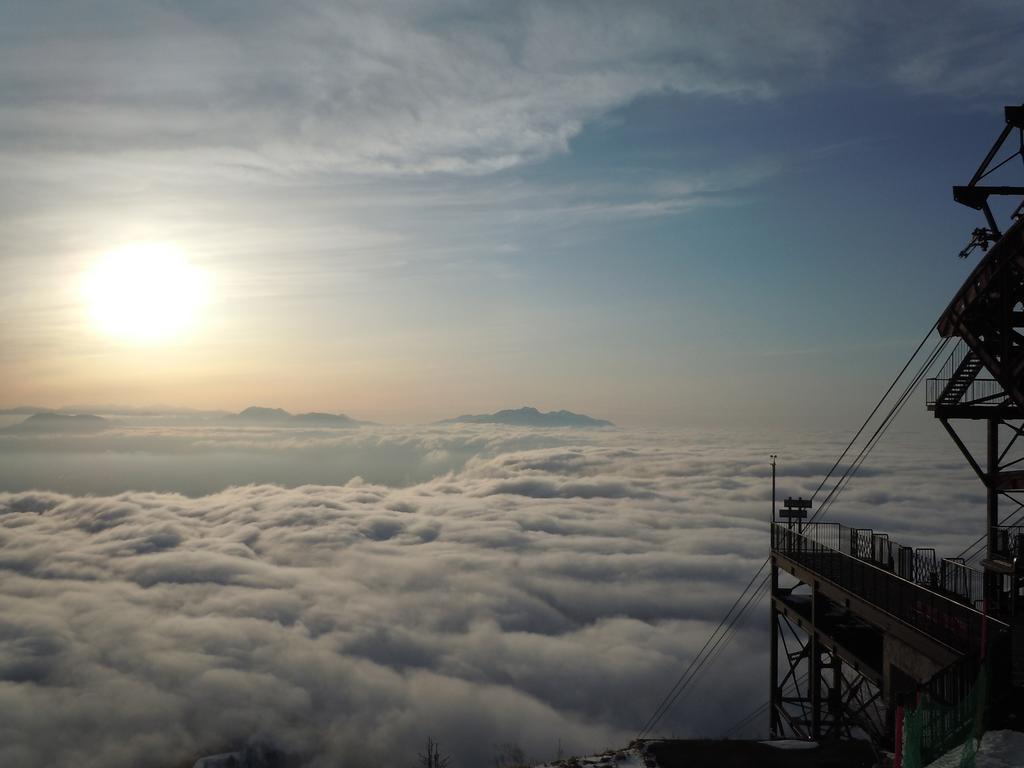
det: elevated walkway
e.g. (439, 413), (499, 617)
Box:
(770, 524), (995, 655)
(771, 523), (995, 663)
(771, 521), (1014, 708)
(769, 521), (1015, 751)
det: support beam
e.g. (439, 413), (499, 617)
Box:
(940, 418), (988, 484)
(989, 418), (999, 563)
(770, 563), (780, 737)
(811, 586), (821, 738)
(988, 418), (1001, 610)
(770, 582), (888, 744)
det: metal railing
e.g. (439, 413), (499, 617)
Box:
(923, 339), (1010, 408)
(992, 525), (1024, 560)
(790, 522), (984, 609)
(935, 340), (971, 383)
(771, 523), (999, 655)
(926, 377), (1006, 407)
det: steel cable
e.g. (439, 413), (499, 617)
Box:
(635, 324), (946, 739)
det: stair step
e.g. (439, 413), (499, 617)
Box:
(937, 352), (987, 405)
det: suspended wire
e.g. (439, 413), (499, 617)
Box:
(721, 346), (989, 739)
(809, 321), (940, 504)
(687, 582), (770, 694)
(638, 328), (945, 738)
(707, 334), (995, 743)
(718, 336), (947, 737)
(811, 336), (949, 524)
(634, 573), (770, 741)
(636, 578), (771, 738)
(635, 323), (946, 740)
(810, 335), (950, 524)
(815, 332), (1006, 564)
(721, 671), (809, 739)
(723, 700), (771, 739)
(956, 492), (1024, 563)
(635, 563), (769, 738)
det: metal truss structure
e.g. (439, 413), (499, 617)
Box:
(772, 595), (886, 744)
(769, 104), (1024, 752)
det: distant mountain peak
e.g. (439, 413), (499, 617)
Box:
(236, 406), (292, 420)
(230, 407), (371, 427)
(439, 406), (613, 428)
(3, 412), (109, 434)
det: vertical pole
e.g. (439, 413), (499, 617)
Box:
(987, 418), (999, 611)
(771, 455), (777, 525)
(988, 419), (998, 560)
(769, 454), (780, 738)
(769, 561), (780, 737)
(811, 585), (821, 739)
(893, 705), (904, 768)
(831, 656), (842, 735)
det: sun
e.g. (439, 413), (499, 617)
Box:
(83, 243), (210, 343)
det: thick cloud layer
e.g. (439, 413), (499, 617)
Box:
(0, 420), (587, 495)
(0, 424), (991, 766)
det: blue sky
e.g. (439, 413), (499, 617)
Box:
(1, 0), (1023, 426)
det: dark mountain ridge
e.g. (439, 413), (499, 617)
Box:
(439, 406), (613, 427)
(229, 407), (371, 427)
(3, 412), (109, 433)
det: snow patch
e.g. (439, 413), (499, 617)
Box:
(538, 748), (646, 767)
(760, 739), (820, 750)
(926, 730), (1024, 768)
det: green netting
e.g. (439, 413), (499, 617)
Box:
(901, 664), (988, 768)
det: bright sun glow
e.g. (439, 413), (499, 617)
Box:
(83, 243), (209, 342)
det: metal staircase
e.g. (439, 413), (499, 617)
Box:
(926, 341), (1009, 416)
(937, 218), (1024, 410)
(937, 351), (984, 407)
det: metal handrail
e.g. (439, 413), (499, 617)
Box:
(789, 522), (985, 608)
(925, 378), (1005, 407)
(992, 524), (1024, 559)
(936, 340), (970, 382)
(771, 523), (1002, 655)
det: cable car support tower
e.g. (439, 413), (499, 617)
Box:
(768, 105), (1024, 753)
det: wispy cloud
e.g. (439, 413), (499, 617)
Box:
(0, 1), (877, 177)
(886, 5), (1024, 99)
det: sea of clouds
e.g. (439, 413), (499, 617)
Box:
(0, 419), (992, 767)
